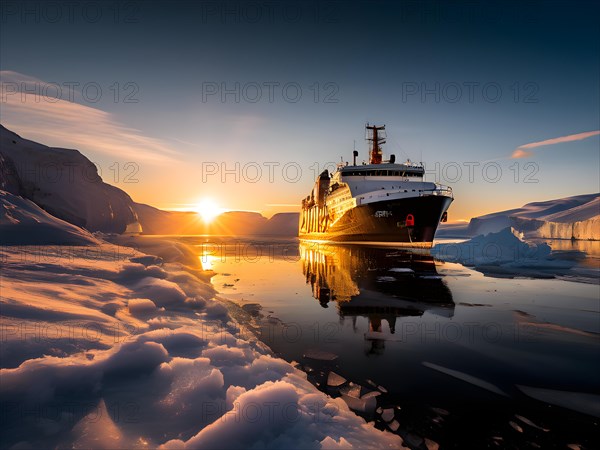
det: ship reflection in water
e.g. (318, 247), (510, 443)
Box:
(295, 243), (599, 448)
(200, 236), (599, 448)
(300, 243), (454, 355)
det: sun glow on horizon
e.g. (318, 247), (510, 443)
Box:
(195, 198), (224, 223)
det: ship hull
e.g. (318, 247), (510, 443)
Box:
(299, 195), (452, 246)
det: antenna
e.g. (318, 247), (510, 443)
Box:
(391, 139), (411, 161)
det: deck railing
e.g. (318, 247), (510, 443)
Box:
(420, 184), (453, 198)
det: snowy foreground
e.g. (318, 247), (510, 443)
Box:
(0, 193), (404, 449)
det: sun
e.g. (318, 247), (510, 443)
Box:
(195, 198), (223, 223)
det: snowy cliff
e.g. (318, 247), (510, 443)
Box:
(510, 196), (600, 240)
(438, 193), (599, 240)
(0, 125), (142, 234)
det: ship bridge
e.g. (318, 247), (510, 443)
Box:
(338, 163), (425, 178)
(332, 162), (434, 197)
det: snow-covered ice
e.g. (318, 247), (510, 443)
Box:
(1, 190), (99, 245)
(0, 216), (405, 449)
(432, 227), (551, 266)
(430, 226), (590, 278)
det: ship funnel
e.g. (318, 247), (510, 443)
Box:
(390, 154), (396, 164)
(353, 150), (358, 165)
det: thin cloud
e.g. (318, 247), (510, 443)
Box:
(511, 130), (600, 158)
(0, 71), (179, 163)
(511, 149), (534, 159)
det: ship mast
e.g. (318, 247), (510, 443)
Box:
(366, 124), (386, 164)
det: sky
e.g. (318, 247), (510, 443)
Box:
(1, 0), (599, 221)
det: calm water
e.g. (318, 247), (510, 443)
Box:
(175, 236), (599, 448)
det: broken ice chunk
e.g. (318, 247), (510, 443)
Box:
(424, 438), (440, 450)
(340, 382), (362, 398)
(431, 407), (449, 416)
(516, 385), (600, 418)
(304, 349), (339, 361)
(381, 408), (394, 422)
(515, 414), (549, 432)
(327, 371), (346, 387)
(387, 420), (399, 431)
(341, 394), (377, 414)
(423, 362), (507, 397)
(376, 276), (396, 282)
(361, 390), (381, 399)
(405, 434), (423, 448)
(509, 421), (523, 433)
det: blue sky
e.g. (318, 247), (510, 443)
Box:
(1, 0), (598, 220)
